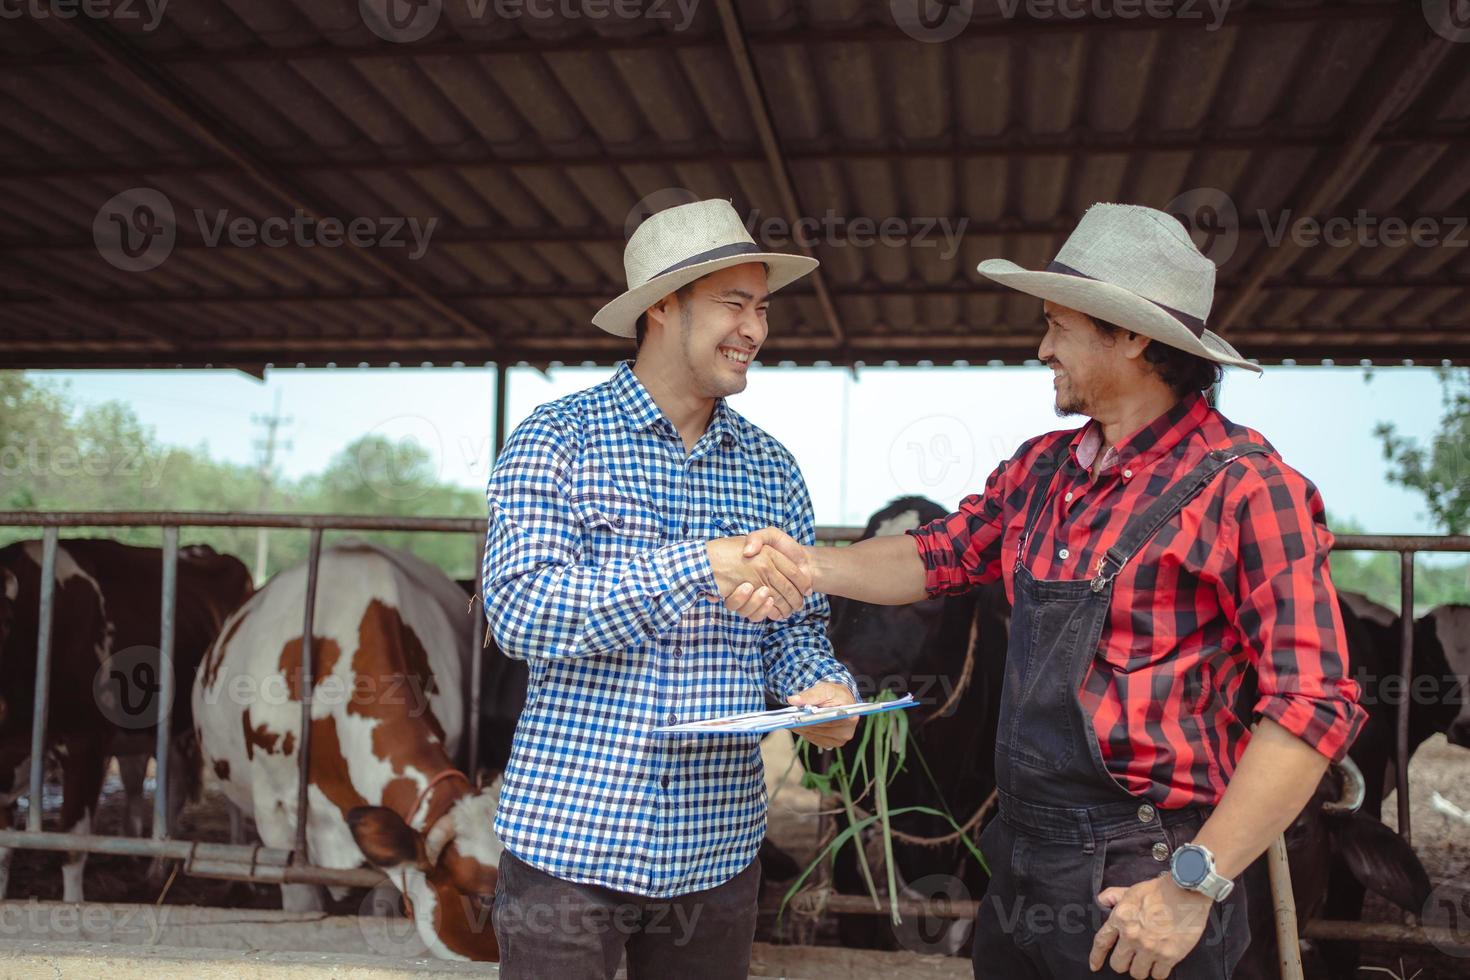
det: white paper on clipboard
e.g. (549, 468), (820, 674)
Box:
(651, 693), (918, 735)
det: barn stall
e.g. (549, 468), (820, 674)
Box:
(1, 0), (1469, 976)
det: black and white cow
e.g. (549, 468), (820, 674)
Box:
(824, 496), (1009, 953)
(0, 538), (252, 900)
(195, 540), (503, 961)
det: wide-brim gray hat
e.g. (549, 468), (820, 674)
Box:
(593, 199), (818, 338)
(977, 203), (1261, 373)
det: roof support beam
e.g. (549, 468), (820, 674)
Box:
(5, 128), (1462, 186)
(1212, 18), (1459, 334)
(55, 16), (493, 347)
(6, 275), (1465, 308)
(715, 0), (845, 346)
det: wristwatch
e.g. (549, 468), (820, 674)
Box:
(1169, 843), (1234, 902)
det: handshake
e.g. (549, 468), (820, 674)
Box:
(705, 527), (815, 622)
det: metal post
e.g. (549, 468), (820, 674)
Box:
(26, 528), (58, 833)
(468, 532), (486, 779)
(151, 527), (179, 846)
(494, 362), (509, 458)
(293, 528), (324, 861)
(1396, 550), (1414, 844)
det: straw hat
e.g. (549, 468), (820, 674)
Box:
(977, 203), (1260, 372)
(593, 199), (818, 338)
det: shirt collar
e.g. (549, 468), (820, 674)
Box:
(610, 361), (742, 451)
(1071, 392), (1210, 478)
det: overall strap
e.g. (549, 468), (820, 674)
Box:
(1016, 449), (1068, 565)
(1089, 443), (1272, 594)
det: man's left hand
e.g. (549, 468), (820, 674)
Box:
(1090, 874), (1213, 978)
(788, 682), (857, 749)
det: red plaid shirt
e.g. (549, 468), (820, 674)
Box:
(909, 393), (1366, 809)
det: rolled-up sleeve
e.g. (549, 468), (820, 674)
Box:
(1223, 464), (1367, 762)
(908, 440), (1040, 597)
(761, 458), (857, 701)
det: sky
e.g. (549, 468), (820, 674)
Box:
(26, 360), (1450, 535)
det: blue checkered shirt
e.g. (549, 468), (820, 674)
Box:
(481, 362), (854, 897)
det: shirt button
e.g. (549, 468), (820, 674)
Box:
(668, 713), (677, 725)
(1064, 491), (1074, 502)
(660, 775), (670, 788)
(682, 522), (690, 535)
(1123, 469), (1133, 479)
(613, 515), (625, 527)
(1058, 548), (1070, 560)
(1152, 842), (1170, 862)
(1137, 803), (1156, 823)
(673, 643), (683, 659)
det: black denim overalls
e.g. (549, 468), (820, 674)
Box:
(971, 444), (1266, 979)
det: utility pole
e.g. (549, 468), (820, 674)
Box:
(251, 390), (292, 583)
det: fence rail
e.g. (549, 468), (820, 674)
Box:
(0, 510), (1464, 956)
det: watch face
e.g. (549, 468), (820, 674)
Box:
(1174, 847), (1209, 887)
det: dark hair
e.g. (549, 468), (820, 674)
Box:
(634, 282), (695, 350)
(1090, 317), (1220, 397)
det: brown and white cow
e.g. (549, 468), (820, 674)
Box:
(192, 540), (503, 961)
(0, 538), (253, 900)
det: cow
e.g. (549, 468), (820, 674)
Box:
(0, 538), (252, 900)
(1273, 592), (1470, 979)
(823, 496), (1010, 953)
(1231, 593), (1434, 980)
(194, 540), (503, 961)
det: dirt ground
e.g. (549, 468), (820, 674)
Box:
(2, 732), (1464, 979)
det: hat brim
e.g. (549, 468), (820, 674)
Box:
(592, 253), (819, 338)
(977, 259), (1262, 374)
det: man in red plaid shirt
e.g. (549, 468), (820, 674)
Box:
(743, 204), (1366, 979)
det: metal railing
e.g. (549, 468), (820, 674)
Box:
(0, 512), (1464, 957)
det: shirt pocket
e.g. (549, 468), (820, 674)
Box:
(570, 492), (662, 563)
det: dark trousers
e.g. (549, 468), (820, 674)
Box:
(492, 848), (761, 980)
(973, 806), (1250, 980)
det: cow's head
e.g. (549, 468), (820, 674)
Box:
(1421, 604), (1470, 748)
(348, 775), (503, 961)
(829, 497), (961, 691)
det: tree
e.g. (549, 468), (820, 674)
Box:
(0, 374), (485, 582)
(1377, 368), (1470, 534)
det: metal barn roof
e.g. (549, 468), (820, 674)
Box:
(0, 0), (1467, 372)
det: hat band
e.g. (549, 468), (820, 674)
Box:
(648, 241), (765, 282)
(1045, 260), (1206, 338)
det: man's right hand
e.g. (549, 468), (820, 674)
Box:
(706, 536), (812, 622)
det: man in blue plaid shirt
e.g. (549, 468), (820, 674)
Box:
(483, 199), (858, 979)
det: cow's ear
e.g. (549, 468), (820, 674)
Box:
(1332, 813), (1433, 913)
(348, 806), (428, 870)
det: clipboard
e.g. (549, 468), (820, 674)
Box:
(651, 693), (919, 735)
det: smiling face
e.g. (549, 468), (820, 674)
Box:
(642, 262), (770, 399)
(1037, 301), (1141, 418)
